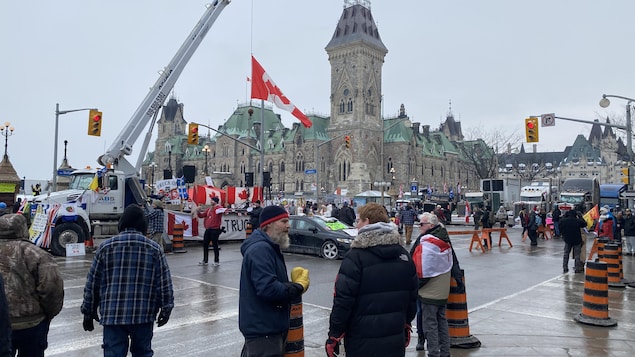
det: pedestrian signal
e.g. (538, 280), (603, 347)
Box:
(88, 110), (103, 136)
(525, 117), (539, 143)
(188, 123), (199, 145)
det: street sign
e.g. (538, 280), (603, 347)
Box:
(304, 169), (317, 174)
(541, 113), (555, 127)
(57, 168), (75, 176)
(410, 183), (418, 192)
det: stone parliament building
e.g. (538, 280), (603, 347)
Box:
(141, 1), (629, 202)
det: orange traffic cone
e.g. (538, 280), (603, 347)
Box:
(284, 296), (304, 357)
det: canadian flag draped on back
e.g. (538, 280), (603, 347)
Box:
(251, 56), (312, 128)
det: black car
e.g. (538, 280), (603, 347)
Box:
(286, 215), (356, 260)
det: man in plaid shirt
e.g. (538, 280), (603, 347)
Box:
(400, 203), (418, 245)
(81, 204), (174, 356)
(145, 200), (165, 251)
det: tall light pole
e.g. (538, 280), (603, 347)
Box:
(599, 94), (634, 160)
(53, 103), (97, 192)
(149, 162), (158, 194)
(202, 144), (210, 175)
(0, 121), (14, 158)
(379, 118), (411, 205)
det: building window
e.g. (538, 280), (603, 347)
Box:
(347, 99), (353, 112)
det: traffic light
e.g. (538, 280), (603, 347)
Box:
(621, 167), (630, 185)
(525, 117), (539, 143)
(187, 123), (199, 145)
(88, 110), (102, 136)
(345, 135), (351, 148)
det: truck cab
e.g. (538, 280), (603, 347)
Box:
(31, 168), (146, 256)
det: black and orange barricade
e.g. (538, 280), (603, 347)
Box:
(284, 296), (304, 357)
(601, 243), (625, 288)
(447, 270), (481, 349)
(172, 223), (187, 253)
(587, 237), (610, 261)
(245, 222), (253, 238)
(574, 260), (617, 327)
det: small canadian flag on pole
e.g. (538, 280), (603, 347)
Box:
(250, 55), (312, 128)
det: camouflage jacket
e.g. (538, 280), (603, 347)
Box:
(0, 214), (64, 330)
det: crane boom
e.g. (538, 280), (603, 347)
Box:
(98, 0), (231, 175)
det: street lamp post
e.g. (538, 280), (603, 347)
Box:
(202, 144), (210, 175)
(379, 119), (411, 205)
(149, 162), (158, 195)
(599, 94), (634, 160)
(0, 121), (14, 158)
(53, 103), (97, 192)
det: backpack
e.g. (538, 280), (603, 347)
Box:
(528, 212), (540, 230)
(413, 234), (453, 278)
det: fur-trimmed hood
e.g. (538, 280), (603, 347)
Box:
(351, 222), (402, 248)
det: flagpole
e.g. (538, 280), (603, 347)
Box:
(260, 99), (265, 203)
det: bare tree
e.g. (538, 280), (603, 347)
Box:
(458, 127), (523, 180)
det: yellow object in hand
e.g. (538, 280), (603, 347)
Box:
(291, 267), (310, 293)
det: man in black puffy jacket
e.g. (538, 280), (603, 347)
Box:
(559, 210), (587, 273)
(326, 203), (417, 357)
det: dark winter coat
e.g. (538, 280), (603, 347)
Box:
(238, 228), (302, 339)
(558, 211), (586, 245)
(623, 213), (635, 236)
(339, 205), (356, 226)
(328, 222), (417, 357)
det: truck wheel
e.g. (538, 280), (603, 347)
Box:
(51, 223), (85, 256)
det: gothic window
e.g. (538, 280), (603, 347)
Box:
(339, 100), (345, 113)
(295, 153), (304, 172)
(295, 179), (299, 192)
(367, 89), (372, 97)
(339, 160), (350, 181)
(163, 142), (172, 153)
(223, 143), (229, 156)
(267, 138), (275, 150)
(240, 161), (245, 174)
(347, 99), (353, 112)
(343, 88), (350, 96)
(280, 139), (285, 149)
(212, 150), (216, 158)
(280, 161), (285, 173)
(387, 157), (394, 174)
(269, 162), (274, 174)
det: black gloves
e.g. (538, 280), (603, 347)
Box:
(82, 312), (99, 332)
(157, 309), (171, 327)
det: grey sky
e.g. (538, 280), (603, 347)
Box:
(2, 0), (635, 181)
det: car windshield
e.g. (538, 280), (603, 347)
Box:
(311, 216), (352, 231)
(69, 174), (95, 190)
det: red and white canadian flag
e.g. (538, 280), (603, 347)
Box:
(251, 55), (312, 128)
(167, 211), (199, 237)
(226, 186), (263, 205)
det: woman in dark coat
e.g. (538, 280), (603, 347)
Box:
(326, 203), (417, 357)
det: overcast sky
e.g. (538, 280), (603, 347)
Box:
(2, 0), (635, 182)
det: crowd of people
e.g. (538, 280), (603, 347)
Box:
(7, 190), (635, 356)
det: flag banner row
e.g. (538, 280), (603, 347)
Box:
(166, 210), (250, 241)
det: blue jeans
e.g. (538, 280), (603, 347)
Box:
(103, 323), (154, 357)
(421, 304), (450, 357)
(553, 220), (561, 236)
(11, 318), (50, 357)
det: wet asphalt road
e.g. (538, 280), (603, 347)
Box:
(47, 225), (635, 356)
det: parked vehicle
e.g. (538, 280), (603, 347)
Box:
(558, 178), (600, 213)
(286, 215), (357, 260)
(599, 184), (627, 209)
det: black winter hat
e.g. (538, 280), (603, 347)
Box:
(118, 204), (148, 233)
(259, 205), (289, 227)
